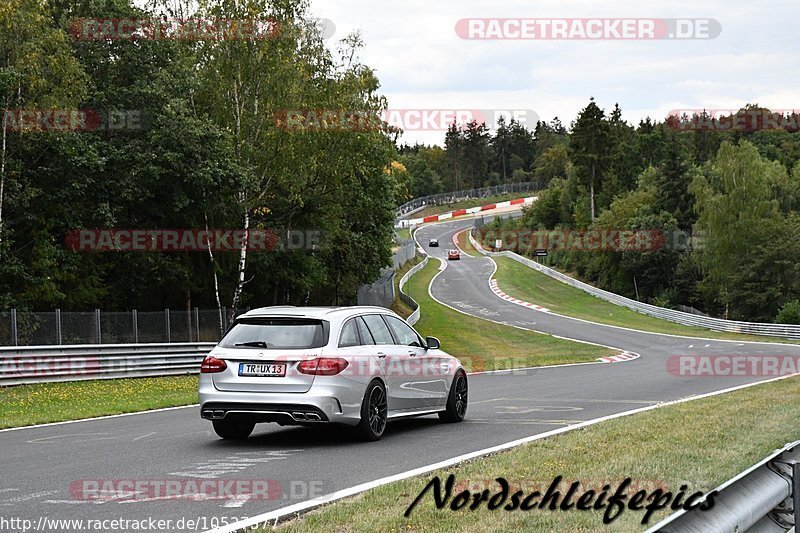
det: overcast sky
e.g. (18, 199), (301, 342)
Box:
(308, 0), (800, 145)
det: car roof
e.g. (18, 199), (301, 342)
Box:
(240, 306), (397, 320)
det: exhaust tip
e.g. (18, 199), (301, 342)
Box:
(291, 412), (307, 421)
(306, 413), (321, 421)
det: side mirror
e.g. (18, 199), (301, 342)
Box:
(426, 336), (441, 350)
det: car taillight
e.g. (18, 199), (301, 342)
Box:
(297, 358), (349, 376)
(201, 356), (227, 373)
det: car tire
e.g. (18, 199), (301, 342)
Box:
(356, 379), (388, 441)
(439, 370), (468, 423)
(212, 418), (255, 440)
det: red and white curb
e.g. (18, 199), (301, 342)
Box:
(407, 196), (536, 226)
(489, 279), (550, 312)
(597, 352), (641, 363)
(488, 279), (639, 365)
(452, 229), (474, 257)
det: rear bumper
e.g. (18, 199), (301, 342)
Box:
(201, 402), (329, 424)
(198, 374), (365, 426)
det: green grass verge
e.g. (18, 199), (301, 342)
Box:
(395, 228), (411, 241)
(456, 229), (475, 255)
(405, 260), (614, 368)
(274, 375), (800, 532)
(0, 375), (199, 429)
(493, 256), (799, 344)
(411, 193), (532, 220)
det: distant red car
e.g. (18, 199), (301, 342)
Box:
(448, 249), (461, 260)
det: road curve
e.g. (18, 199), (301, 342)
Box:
(1, 218), (799, 532)
(419, 218), (800, 402)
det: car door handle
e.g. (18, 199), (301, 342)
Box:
(408, 351), (417, 357)
(377, 352), (387, 359)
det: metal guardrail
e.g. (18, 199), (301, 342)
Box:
(0, 343), (215, 386)
(648, 441), (800, 532)
(399, 256), (430, 326)
(469, 230), (800, 340)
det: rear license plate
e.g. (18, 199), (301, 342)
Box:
(238, 363), (287, 377)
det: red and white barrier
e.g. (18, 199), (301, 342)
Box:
(405, 196), (536, 226)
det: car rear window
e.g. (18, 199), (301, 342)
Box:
(219, 318), (329, 349)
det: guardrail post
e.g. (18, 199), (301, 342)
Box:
(194, 307), (200, 342)
(794, 462), (799, 530)
(11, 308), (17, 346)
(95, 309), (101, 343)
(165, 308), (171, 343)
(132, 309), (138, 344)
(55, 309), (62, 345)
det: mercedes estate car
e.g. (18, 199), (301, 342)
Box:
(199, 306), (468, 441)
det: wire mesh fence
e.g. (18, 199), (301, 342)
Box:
(356, 238), (419, 308)
(0, 308), (248, 347)
(356, 268), (396, 308)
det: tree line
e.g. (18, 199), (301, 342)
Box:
(1, 0), (398, 315)
(393, 117), (569, 200)
(481, 100), (800, 323)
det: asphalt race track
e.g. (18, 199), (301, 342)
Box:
(2, 216), (800, 532)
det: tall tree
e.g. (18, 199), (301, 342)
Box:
(655, 132), (696, 230)
(0, 0), (87, 257)
(490, 116), (511, 182)
(569, 98), (611, 220)
(461, 120), (490, 188)
(444, 122), (463, 191)
(690, 140), (795, 319)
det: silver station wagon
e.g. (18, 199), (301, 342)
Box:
(199, 306), (468, 441)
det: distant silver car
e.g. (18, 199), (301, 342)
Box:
(199, 306), (468, 441)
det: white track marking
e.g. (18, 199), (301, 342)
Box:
(0, 404), (198, 433)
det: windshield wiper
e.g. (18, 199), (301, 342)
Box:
(234, 341), (269, 348)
